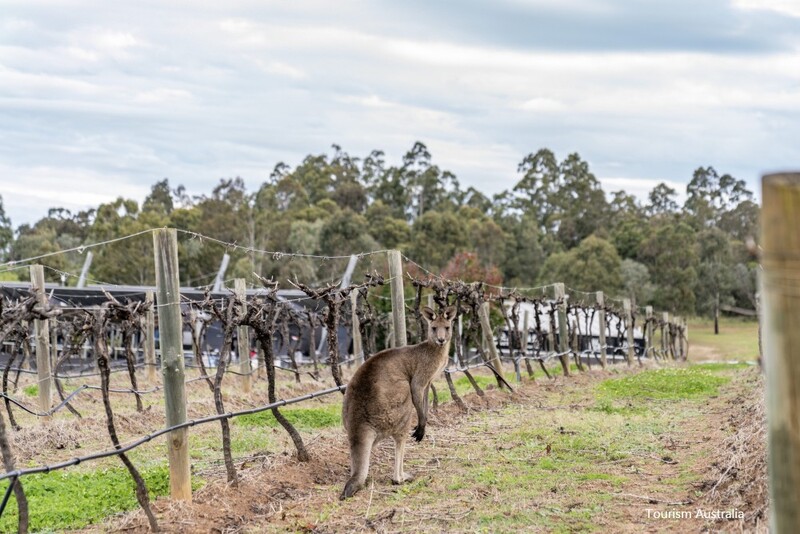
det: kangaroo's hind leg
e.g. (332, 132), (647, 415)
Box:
(391, 433), (415, 485)
(341, 427), (377, 500)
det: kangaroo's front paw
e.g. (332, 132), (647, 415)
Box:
(411, 425), (425, 442)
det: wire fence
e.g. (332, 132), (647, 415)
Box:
(0, 228), (689, 532)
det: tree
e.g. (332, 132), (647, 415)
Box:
(89, 198), (159, 285)
(513, 149), (609, 249)
(370, 142), (460, 221)
(684, 166), (753, 228)
(142, 179), (174, 215)
(0, 195), (12, 262)
(318, 209), (379, 257)
(694, 227), (736, 332)
(620, 259), (655, 306)
(406, 211), (468, 272)
(364, 201), (410, 249)
(718, 199), (759, 243)
(611, 218), (650, 260)
(461, 207), (507, 269)
(537, 235), (623, 294)
(500, 213), (545, 287)
(638, 222), (698, 314)
(646, 183), (679, 217)
(441, 251), (503, 286)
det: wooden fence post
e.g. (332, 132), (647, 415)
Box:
(597, 292), (607, 368)
(235, 279), (252, 393)
(645, 306), (654, 360)
(522, 310), (531, 379)
(554, 283), (570, 376)
(661, 312), (669, 359)
(351, 291), (363, 365)
(153, 228), (192, 501)
(683, 317), (689, 360)
(761, 172), (800, 532)
(145, 291), (156, 383)
(478, 301), (503, 375)
(623, 299), (634, 366)
(30, 265), (52, 420)
(388, 250), (407, 348)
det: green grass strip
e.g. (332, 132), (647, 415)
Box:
(0, 465), (171, 533)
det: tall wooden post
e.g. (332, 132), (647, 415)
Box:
(30, 265), (52, 419)
(761, 172), (800, 532)
(234, 279), (251, 393)
(145, 291), (156, 383)
(683, 317), (689, 359)
(554, 283), (570, 376)
(597, 292), (607, 368)
(388, 250), (407, 348)
(153, 228), (191, 501)
(522, 310), (531, 379)
(478, 302), (503, 374)
(351, 291), (363, 365)
(645, 306), (654, 360)
(623, 299), (635, 366)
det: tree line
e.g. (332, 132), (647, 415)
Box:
(0, 142), (759, 317)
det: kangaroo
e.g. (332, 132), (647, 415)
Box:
(340, 305), (457, 500)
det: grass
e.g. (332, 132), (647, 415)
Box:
(597, 367), (730, 401)
(235, 404), (341, 430)
(326, 365), (743, 533)
(22, 385), (38, 397)
(688, 316), (760, 361)
(0, 465), (172, 533)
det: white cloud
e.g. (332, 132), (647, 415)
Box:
(733, 0), (800, 18)
(520, 97), (566, 112)
(598, 177), (687, 204)
(133, 88), (194, 104)
(0, 164), (149, 226)
(1, 0), (796, 229)
(255, 60), (306, 79)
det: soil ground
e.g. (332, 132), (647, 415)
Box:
(107, 365), (766, 533)
(1, 318), (765, 533)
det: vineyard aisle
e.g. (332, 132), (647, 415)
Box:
(108, 361), (764, 533)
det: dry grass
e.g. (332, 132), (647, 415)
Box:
(698, 369), (768, 532)
(2, 360), (768, 533)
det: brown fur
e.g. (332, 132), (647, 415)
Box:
(340, 305), (456, 499)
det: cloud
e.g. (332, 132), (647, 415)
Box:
(0, 0), (796, 229)
(733, 0), (800, 18)
(0, 163), (149, 226)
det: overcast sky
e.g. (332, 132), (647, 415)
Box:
(1, 0), (799, 229)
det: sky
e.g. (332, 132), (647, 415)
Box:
(1, 0), (799, 229)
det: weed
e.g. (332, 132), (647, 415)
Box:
(236, 404), (341, 429)
(0, 465), (173, 533)
(597, 368), (729, 401)
(23, 385), (38, 397)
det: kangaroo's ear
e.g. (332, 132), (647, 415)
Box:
(443, 305), (457, 321)
(421, 306), (436, 322)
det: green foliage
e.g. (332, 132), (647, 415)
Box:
(597, 368), (729, 401)
(639, 222), (698, 313)
(236, 404), (342, 429)
(537, 235), (622, 294)
(23, 385), (38, 397)
(0, 465), (171, 533)
(3, 142), (758, 318)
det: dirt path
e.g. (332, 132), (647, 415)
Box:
(105, 362), (765, 533)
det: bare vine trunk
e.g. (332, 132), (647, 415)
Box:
(257, 329), (310, 462)
(93, 314), (159, 532)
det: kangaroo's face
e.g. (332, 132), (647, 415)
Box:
(421, 305), (457, 347)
